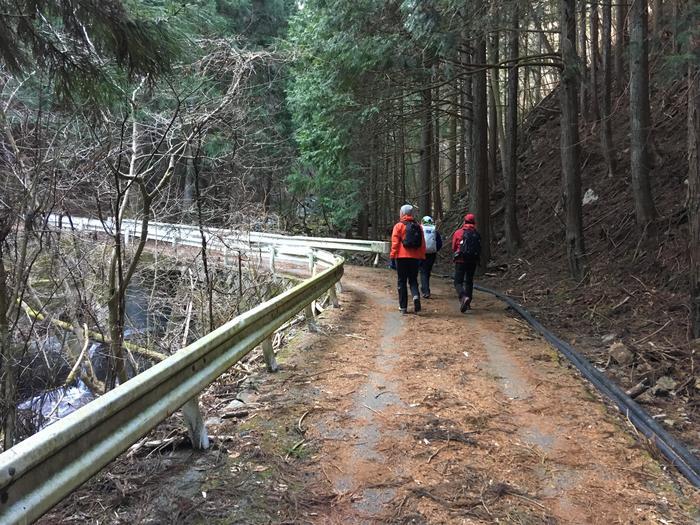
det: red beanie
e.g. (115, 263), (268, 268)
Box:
(464, 213), (476, 224)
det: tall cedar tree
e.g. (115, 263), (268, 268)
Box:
(560, 0), (587, 279)
(689, 29), (700, 337)
(473, 1), (490, 268)
(601, 0), (618, 177)
(629, 0), (657, 227)
(504, 0), (522, 252)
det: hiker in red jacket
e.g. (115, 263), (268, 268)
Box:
(390, 204), (426, 314)
(452, 213), (481, 313)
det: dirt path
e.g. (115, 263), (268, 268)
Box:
(298, 267), (699, 523)
(43, 265), (699, 524)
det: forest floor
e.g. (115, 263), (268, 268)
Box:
(43, 265), (700, 524)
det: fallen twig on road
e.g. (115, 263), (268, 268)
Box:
(297, 410), (310, 434)
(362, 404), (380, 414)
(428, 442), (450, 463)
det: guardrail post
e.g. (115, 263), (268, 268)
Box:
(262, 336), (279, 372)
(309, 250), (318, 312)
(305, 304), (318, 332)
(308, 250), (316, 274)
(328, 285), (340, 308)
(335, 281), (343, 294)
(181, 397), (209, 450)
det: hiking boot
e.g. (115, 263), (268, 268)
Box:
(422, 292), (430, 299)
(460, 295), (469, 313)
(399, 307), (408, 314)
(465, 296), (472, 310)
(413, 295), (421, 313)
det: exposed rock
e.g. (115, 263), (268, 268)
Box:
(224, 399), (247, 411)
(582, 188), (599, 205)
(609, 341), (634, 365)
(652, 376), (677, 396)
(601, 333), (616, 344)
(636, 390), (655, 404)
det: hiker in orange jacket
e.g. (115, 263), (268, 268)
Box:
(390, 204), (426, 314)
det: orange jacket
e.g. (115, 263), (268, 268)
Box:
(390, 215), (427, 259)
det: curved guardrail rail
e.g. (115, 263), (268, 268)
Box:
(45, 215), (390, 265)
(0, 216), (349, 524)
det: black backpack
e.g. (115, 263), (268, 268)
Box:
(458, 228), (481, 258)
(402, 220), (423, 249)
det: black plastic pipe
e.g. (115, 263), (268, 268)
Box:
(469, 282), (700, 488)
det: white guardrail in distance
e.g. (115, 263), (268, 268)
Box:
(0, 215), (370, 524)
(43, 215), (390, 264)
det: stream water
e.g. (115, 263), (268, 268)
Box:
(18, 281), (172, 431)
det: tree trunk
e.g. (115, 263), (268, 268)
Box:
(183, 142), (196, 218)
(629, 0), (657, 227)
(560, 0), (587, 280)
(463, 45), (474, 197)
(448, 88), (458, 208)
(652, 0), (663, 36)
(615, 0), (627, 88)
(193, 143), (213, 333)
(590, 2), (601, 120)
(670, 0), (678, 53)
(399, 94), (407, 205)
(457, 41), (467, 195)
(488, 10), (500, 192)
(392, 129), (399, 214)
(534, 32), (544, 103)
(688, 31), (700, 337)
(578, 0), (589, 118)
(383, 137), (392, 232)
(474, 21), (491, 268)
(370, 136), (378, 239)
(432, 77), (443, 220)
(358, 203), (369, 238)
(458, 75), (467, 193)
(504, 1), (522, 253)
(420, 83), (433, 216)
(601, 0), (618, 177)
(0, 243), (15, 450)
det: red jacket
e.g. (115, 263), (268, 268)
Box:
(452, 224), (479, 264)
(390, 215), (427, 259)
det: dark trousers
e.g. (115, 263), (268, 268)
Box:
(454, 259), (478, 299)
(420, 253), (437, 295)
(396, 258), (420, 309)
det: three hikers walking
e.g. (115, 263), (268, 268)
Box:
(390, 205), (480, 315)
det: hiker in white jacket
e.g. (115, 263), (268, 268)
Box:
(419, 216), (443, 298)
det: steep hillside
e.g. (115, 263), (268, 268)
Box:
(451, 69), (698, 451)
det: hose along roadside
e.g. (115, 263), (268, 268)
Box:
(439, 274), (700, 487)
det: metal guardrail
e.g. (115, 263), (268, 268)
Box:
(0, 215), (351, 524)
(45, 215), (390, 263)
